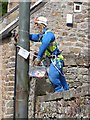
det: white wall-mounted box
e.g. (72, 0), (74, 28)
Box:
(66, 14), (73, 27)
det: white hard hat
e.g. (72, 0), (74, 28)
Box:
(34, 16), (48, 26)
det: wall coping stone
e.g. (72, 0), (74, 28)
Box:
(37, 84), (90, 102)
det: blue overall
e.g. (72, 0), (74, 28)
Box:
(29, 28), (69, 92)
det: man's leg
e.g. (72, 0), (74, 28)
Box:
(48, 63), (64, 92)
(59, 72), (69, 91)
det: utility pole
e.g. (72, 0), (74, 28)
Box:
(15, 1), (30, 119)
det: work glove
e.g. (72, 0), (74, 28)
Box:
(33, 58), (41, 66)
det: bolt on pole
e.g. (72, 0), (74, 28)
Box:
(15, 1), (30, 119)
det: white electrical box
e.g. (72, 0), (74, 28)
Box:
(66, 14), (73, 27)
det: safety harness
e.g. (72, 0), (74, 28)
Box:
(40, 29), (64, 61)
(36, 28), (65, 76)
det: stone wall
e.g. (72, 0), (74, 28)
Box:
(30, 1), (89, 118)
(35, 84), (90, 118)
(1, 37), (16, 118)
(0, 0), (89, 119)
(30, 1), (89, 88)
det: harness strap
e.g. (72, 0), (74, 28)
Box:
(51, 59), (65, 76)
(56, 54), (64, 61)
(47, 47), (53, 54)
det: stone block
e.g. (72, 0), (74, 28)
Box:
(70, 47), (81, 54)
(37, 92), (63, 102)
(49, 101), (57, 112)
(35, 78), (54, 96)
(6, 100), (13, 108)
(62, 31), (68, 36)
(75, 86), (82, 97)
(69, 37), (77, 42)
(57, 99), (65, 107)
(76, 56), (89, 66)
(77, 68), (88, 75)
(6, 107), (13, 114)
(81, 85), (90, 96)
(64, 57), (77, 66)
(69, 88), (76, 99)
(63, 90), (71, 100)
(7, 62), (15, 68)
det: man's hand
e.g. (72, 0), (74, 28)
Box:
(33, 58), (41, 66)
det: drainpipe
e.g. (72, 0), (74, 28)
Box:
(15, 1), (30, 119)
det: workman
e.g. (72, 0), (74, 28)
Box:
(29, 16), (69, 92)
